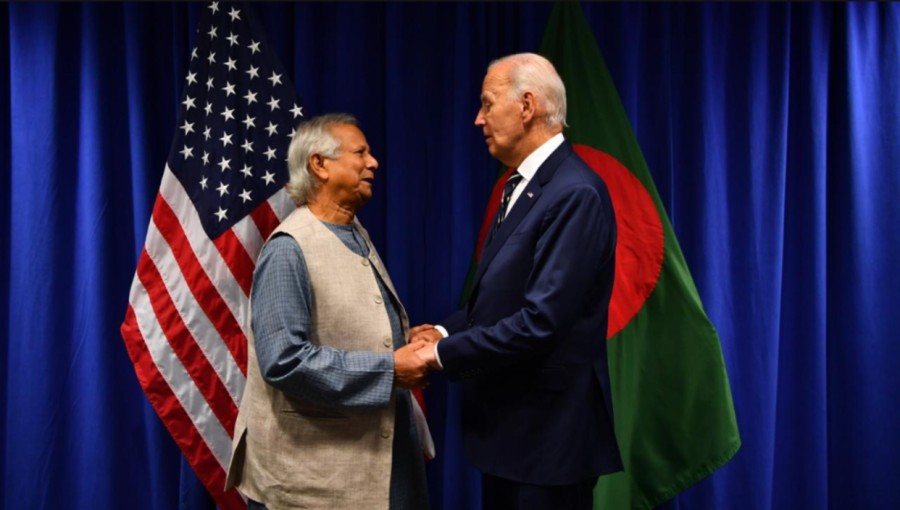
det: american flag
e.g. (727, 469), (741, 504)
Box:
(120, 2), (301, 507)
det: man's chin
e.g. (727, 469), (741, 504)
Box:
(486, 146), (510, 165)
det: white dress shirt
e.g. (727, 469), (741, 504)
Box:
(506, 132), (564, 212)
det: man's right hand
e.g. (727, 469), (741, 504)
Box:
(393, 341), (430, 389)
(414, 342), (442, 371)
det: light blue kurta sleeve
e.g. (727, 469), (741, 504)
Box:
(250, 234), (395, 410)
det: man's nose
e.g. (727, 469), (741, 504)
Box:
(474, 110), (485, 126)
(367, 154), (379, 169)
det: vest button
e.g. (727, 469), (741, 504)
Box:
(381, 428), (391, 439)
(361, 258), (370, 267)
(382, 337), (392, 348)
(374, 295), (383, 304)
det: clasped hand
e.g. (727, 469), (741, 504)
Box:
(392, 324), (443, 390)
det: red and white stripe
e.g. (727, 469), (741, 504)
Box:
(121, 165), (293, 510)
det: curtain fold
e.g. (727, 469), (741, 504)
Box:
(2, 3), (898, 509)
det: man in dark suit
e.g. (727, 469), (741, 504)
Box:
(412, 53), (623, 509)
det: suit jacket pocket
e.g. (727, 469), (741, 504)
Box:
(282, 399), (349, 420)
(531, 365), (577, 391)
(501, 230), (531, 246)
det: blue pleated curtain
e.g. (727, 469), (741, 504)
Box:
(1, 3), (898, 509)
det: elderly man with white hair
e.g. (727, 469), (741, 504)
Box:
(227, 113), (431, 510)
(412, 53), (623, 510)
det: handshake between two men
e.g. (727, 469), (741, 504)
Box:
(392, 324), (445, 390)
(226, 53), (624, 509)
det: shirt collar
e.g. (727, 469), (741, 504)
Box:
(515, 133), (565, 183)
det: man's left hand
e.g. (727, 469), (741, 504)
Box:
(409, 323), (443, 344)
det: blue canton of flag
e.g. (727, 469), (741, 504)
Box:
(171, 1), (304, 239)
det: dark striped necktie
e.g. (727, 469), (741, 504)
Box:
(492, 171), (523, 238)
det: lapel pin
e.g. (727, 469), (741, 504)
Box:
(527, 192), (534, 198)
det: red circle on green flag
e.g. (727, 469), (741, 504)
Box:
(573, 144), (664, 339)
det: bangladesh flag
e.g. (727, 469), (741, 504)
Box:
(468, 3), (741, 508)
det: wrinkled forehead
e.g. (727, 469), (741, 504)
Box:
(482, 65), (512, 98)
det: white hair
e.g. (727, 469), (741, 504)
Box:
(285, 113), (358, 205)
(489, 52), (568, 128)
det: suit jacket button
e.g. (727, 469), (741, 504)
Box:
(381, 428), (391, 439)
(374, 295), (383, 304)
(361, 258), (370, 267)
(382, 336), (392, 348)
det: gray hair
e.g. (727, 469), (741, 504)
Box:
(285, 113), (359, 205)
(489, 53), (568, 128)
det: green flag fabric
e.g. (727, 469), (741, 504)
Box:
(537, 3), (741, 508)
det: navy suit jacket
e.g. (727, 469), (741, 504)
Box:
(438, 141), (623, 485)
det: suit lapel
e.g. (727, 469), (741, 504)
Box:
(469, 142), (575, 300)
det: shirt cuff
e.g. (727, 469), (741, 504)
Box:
(433, 325), (448, 369)
(433, 344), (444, 369)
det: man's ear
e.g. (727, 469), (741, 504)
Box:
(308, 153), (328, 181)
(521, 91), (537, 123)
